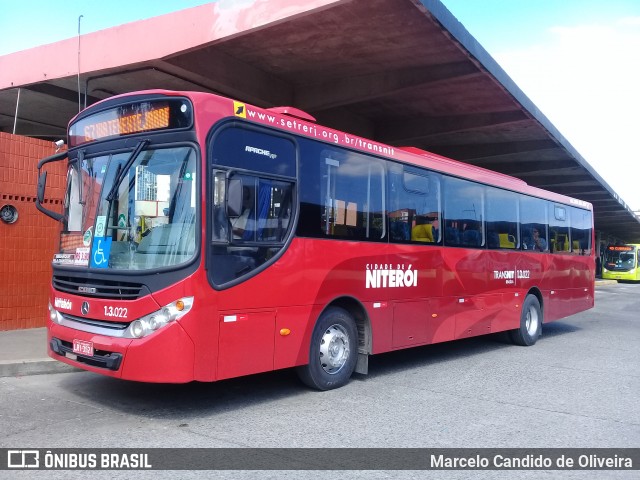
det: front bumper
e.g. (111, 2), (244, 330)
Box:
(48, 320), (196, 383)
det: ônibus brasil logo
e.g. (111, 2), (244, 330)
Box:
(365, 264), (418, 289)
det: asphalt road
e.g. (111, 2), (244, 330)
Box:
(1, 282), (638, 480)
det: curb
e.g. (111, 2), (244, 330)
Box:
(0, 359), (80, 378)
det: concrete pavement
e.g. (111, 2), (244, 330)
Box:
(0, 279), (620, 378)
(0, 327), (78, 377)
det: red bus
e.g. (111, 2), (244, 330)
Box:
(36, 90), (595, 389)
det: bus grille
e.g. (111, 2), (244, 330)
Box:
(60, 313), (130, 331)
(607, 266), (632, 272)
(53, 275), (144, 300)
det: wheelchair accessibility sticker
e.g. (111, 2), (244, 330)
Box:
(90, 237), (112, 269)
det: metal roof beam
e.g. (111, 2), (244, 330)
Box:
(476, 159), (577, 176)
(165, 49), (293, 107)
(521, 175), (596, 187)
(0, 112), (66, 137)
(429, 139), (559, 160)
(295, 61), (479, 111)
(376, 110), (528, 143)
(573, 192), (623, 199)
(553, 186), (611, 195)
(594, 218), (640, 227)
(24, 83), (100, 106)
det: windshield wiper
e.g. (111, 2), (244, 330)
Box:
(76, 150), (85, 205)
(106, 139), (149, 202)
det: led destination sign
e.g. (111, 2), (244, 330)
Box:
(84, 105), (169, 140)
(607, 246), (634, 251)
(69, 98), (192, 147)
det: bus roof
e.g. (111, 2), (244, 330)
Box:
(71, 89), (594, 211)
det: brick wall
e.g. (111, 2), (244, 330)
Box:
(0, 132), (66, 331)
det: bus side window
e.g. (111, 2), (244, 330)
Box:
(549, 205), (569, 253)
(227, 175), (293, 243)
(388, 163), (441, 244)
(320, 149), (385, 241)
(520, 196), (548, 252)
(569, 206), (592, 255)
(486, 187), (518, 250)
(443, 176), (484, 248)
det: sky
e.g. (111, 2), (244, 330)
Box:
(441, 0), (640, 213)
(1, 0), (639, 211)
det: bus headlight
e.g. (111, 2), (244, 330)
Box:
(124, 297), (193, 339)
(48, 301), (63, 325)
(147, 315), (160, 331)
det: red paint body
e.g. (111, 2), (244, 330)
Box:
(45, 91), (595, 383)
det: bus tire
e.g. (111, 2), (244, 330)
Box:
(509, 294), (542, 346)
(296, 307), (358, 391)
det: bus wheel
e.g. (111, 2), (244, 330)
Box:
(509, 294), (542, 346)
(296, 307), (358, 391)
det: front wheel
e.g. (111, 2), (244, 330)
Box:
(296, 307), (358, 391)
(509, 294), (542, 346)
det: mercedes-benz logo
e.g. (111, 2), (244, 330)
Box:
(81, 301), (90, 316)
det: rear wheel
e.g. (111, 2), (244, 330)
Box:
(509, 294), (542, 346)
(296, 307), (358, 391)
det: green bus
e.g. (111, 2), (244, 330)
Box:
(602, 244), (640, 282)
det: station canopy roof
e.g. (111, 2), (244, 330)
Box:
(1, 0), (638, 242)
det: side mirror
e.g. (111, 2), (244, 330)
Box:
(35, 150), (68, 222)
(35, 170), (64, 222)
(37, 171), (47, 204)
(227, 178), (243, 218)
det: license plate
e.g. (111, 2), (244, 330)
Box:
(73, 339), (94, 357)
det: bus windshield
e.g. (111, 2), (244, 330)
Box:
(56, 145), (198, 271)
(603, 246), (636, 272)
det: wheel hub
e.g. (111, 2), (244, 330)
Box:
(525, 305), (540, 337)
(319, 324), (350, 374)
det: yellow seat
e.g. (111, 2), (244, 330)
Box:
(557, 234), (570, 251)
(411, 224), (434, 242)
(498, 233), (516, 248)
